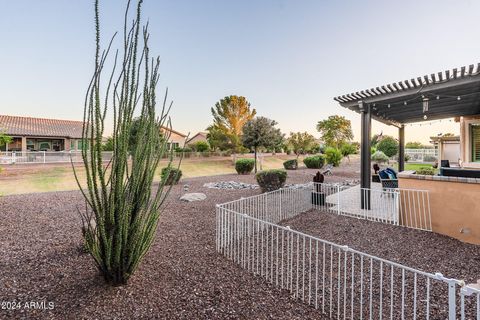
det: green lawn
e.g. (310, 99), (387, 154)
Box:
(0, 155), (301, 195)
(393, 162), (438, 173)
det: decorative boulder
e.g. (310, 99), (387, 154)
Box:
(180, 193), (207, 202)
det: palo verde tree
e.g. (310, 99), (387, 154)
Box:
(287, 132), (316, 160)
(242, 117), (283, 173)
(316, 115), (353, 148)
(73, 0), (177, 285)
(207, 95), (256, 152)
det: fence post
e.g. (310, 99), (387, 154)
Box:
(12, 152), (16, 164)
(337, 185), (340, 215)
(43, 151), (46, 163)
(447, 280), (456, 320)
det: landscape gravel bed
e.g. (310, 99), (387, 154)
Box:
(0, 170), (338, 319)
(281, 210), (480, 283)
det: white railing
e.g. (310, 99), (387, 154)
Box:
(0, 151), (113, 164)
(405, 148), (438, 163)
(311, 183), (432, 231)
(216, 186), (480, 319)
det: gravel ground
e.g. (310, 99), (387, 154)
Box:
(0, 169), (349, 320)
(281, 210), (480, 319)
(282, 210), (480, 282)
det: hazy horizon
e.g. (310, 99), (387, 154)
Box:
(2, 0), (478, 143)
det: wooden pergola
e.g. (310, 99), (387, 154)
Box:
(334, 63), (480, 208)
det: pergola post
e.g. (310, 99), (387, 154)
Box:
(359, 101), (371, 210)
(398, 124), (405, 172)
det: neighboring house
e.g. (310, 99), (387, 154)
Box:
(0, 115), (187, 152)
(0, 115), (85, 152)
(430, 135), (461, 165)
(160, 126), (187, 150)
(186, 132), (208, 145)
(457, 115), (480, 168)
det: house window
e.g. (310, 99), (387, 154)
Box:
(38, 141), (51, 151)
(27, 139), (35, 151)
(472, 125), (480, 162)
(70, 140), (77, 150)
(77, 139), (89, 151)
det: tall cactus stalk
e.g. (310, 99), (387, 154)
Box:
(72, 0), (176, 285)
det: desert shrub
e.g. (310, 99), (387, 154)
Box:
(308, 143), (321, 154)
(286, 149), (292, 155)
(75, 0), (177, 285)
(423, 155), (437, 162)
(324, 147), (343, 167)
(256, 169), (287, 192)
(161, 167), (183, 185)
(193, 141), (209, 152)
(376, 136), (398, 158)
(371, 150), (389, 163)
(371, 146), (377, 155)
(340, 143), (357, 157)
(303, 155), (325, 169)
(283, 159), (298, 170)
(416, 166), (435, 175)
(235, 158), (255, 174)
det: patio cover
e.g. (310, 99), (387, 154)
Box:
(333, 63), (480, 209)
(334, 64), (480, 127)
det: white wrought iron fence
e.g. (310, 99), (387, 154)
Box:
(405, 149), (438, 163)
(0, 151), (114, 164)
(311, 183), (432, 231)
(216, 186), (480, 319)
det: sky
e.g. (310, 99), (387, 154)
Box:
(1, 0), (479, 144)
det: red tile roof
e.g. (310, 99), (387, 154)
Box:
(0, 115), (85, 139)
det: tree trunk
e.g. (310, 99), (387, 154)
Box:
(254, 146), (257, 173)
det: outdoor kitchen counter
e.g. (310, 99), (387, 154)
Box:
(398, 171), (480, 184)
(398, 171), (480, 245)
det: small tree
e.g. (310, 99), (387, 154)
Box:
(405, 141), (423, 149)
(340, 143), (356, 162)
(287, 132), (316, 160)
(242, 117), (283, 173)
(191, 141), (209, 152)
(316, 115), (353, 148)
(0, 132), (12, 149)
(208, 95), (256, 152)
(376, 136), (399, 158)
(73, 0), (176, 286)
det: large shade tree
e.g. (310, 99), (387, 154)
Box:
(207, 95), (256, 152)
(242, 117), (283, 173)
(316, 115), (353, 148)
(287, 132), (316, 160)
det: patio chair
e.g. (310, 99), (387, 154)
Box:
(378, 168), (398, 196)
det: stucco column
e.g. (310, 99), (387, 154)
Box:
(21, 136), (27, 153)
(64, 138), (70, 151)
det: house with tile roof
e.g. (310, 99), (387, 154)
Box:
(186, 131), (208, 145)
(0, 115), (85, 152)
(0, 115), (187, 152)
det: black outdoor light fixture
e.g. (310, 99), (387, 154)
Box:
(422, 96), (429, 112)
